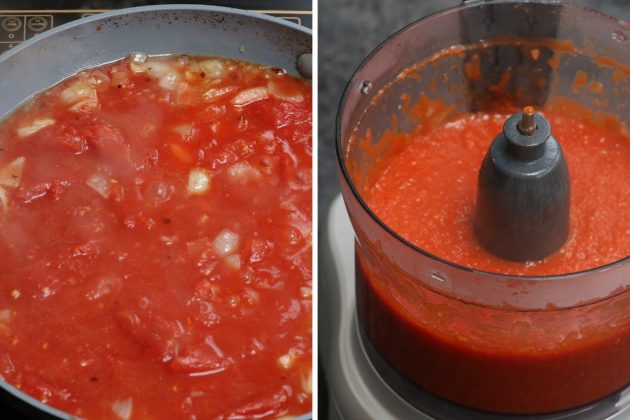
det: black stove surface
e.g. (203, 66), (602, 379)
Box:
(0, 0), (311, 54)
(0, 1), (310, 419)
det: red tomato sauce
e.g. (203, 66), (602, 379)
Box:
(359, 107), (630, 413)
(0, 55), (312, 419)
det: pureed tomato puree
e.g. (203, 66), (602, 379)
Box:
(0, 54), (312, 419)
(359, 104), (630, 413)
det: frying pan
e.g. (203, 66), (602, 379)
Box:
(0, 5), (312, 419)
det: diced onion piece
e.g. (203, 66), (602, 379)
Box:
(173, 124), (195, 141)
(60, 80), (96, 105)
(175, 82), (196, 105)
(87, 275), (122, 300)
(302, 368), (312, 394)
(111, 398), (133, 420)
(261, 130), (274, 141)
(187, 237), (212, 258)
(277, 353), (295, 369)
(176, 56), (190, 68)
(243, 288), (260, 305)
(224, 254), (241, 271)
(131, 52), (148, 63)
(230, 87), (268, 106)
(129, 61), (146, 73)
(173, 123), (193, 134)
(227, 161), (262, 184)
(199, 59), (227, 79)
(0, 309), (11, 335)
(300, 287), (312, 298)
(183, 61), (202, 82)
(0, 157), (25, 188)
(158, 71), (181, 91)
(17, 118), (55, 138)
(0, 187), (8, 217)
(187, 168), (210, 195)
(146, 61), (173, 78)
(129, 52), (148, 73)
(160, 235), (178, 245)
(68, 98), (99, 113)
(198, 104), (226, 122)
(86, 174), (110, 199)
(87, 69), (111, 90)
(184, 71), (198, 83)
(213, 229), (240, 257)
(202, 86), (237, 102)
(143, 180), (173, 206)
(188, 60), (200, 73)
(0, 309), (11, 323)
(268, 79), (304, 103)
(111, 70), (130, 88)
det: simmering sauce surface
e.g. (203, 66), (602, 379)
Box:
(367, 110), (630, 275)
(359, 107), (630, 413)
(0, 55), (311, 419)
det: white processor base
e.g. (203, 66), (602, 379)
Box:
(320, 194), (630, 420)
(319, 195), (432, 420)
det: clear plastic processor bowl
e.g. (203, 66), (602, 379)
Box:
(336, 0), (630, 415)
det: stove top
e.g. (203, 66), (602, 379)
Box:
(321, 195), (630, 420)
(0, 0), (311, 55)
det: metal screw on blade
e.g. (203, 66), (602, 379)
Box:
(517, 106), (537, 135)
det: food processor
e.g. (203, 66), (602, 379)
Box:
(322, 1), (630, 418)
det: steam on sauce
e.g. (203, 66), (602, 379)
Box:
(0, 54), (312, 419)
